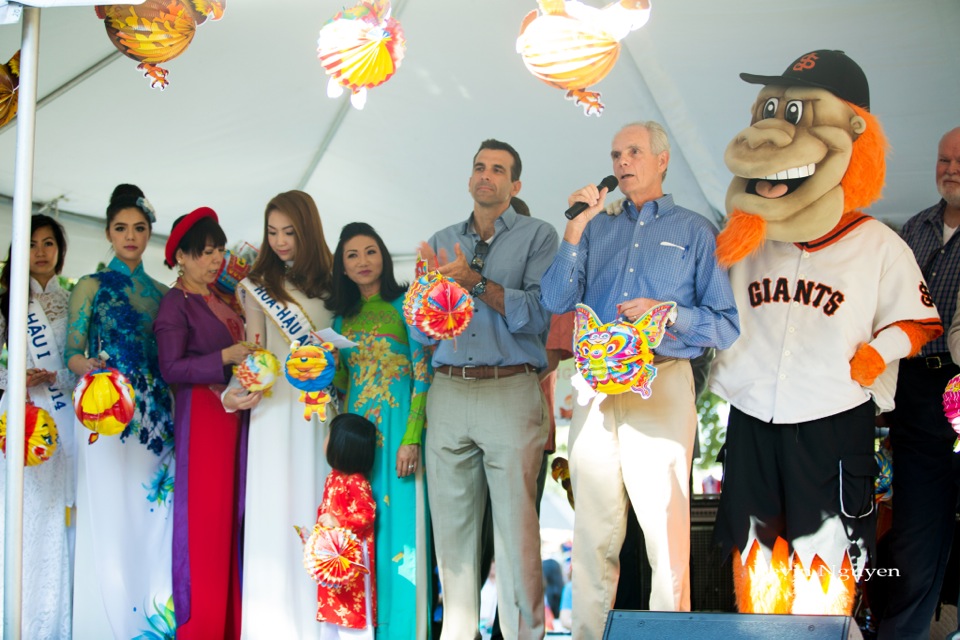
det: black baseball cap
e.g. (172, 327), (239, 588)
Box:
(740, 50), (870, 111)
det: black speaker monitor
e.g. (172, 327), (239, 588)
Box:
(602, 611), (862, 640)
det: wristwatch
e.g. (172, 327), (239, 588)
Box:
(470, 276), (488, 298)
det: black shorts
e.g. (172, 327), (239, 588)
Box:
(713, 400), (877, 575)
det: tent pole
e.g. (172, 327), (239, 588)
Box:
(3, 7), (40, 639)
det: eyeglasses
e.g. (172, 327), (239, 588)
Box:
(471, 240), (489, 274)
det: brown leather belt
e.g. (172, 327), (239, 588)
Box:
(435, 364), (538, 380)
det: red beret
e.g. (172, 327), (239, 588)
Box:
(165, 207), (219, 267)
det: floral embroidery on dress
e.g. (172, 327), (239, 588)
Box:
(65, 259), (174, 456)
(133, 595), (177, 640)
(142, 462), (174, 506)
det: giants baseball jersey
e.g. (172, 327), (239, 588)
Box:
(711, 214), (940, 423)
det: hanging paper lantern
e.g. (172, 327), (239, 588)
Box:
(95, 0), (226, 89)
(0, 50), (19, 129)
(302, 525), (369, 590)
(234, 348), (281, 393)
(285, 341), (337, 421)
(403, 271), (474, 341)
(317, 0), (406, 110)
(574, 301), (675, 398)
(516, 1), (651, 116)
(0, 402), (58, 467)
(943, 373), (960, 453)
(73, 367), (136, 439)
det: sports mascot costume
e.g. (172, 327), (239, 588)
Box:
(709, 49), (942, 615)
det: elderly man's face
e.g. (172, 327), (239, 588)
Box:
(611, 126), (667, 204)
(937, 128), (960, 208)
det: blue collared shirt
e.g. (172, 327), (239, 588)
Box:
(901, 200), (960, 356)
(413, 206), (559, 369)
(540, 194), (740, 359)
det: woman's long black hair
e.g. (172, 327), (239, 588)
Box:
(327, 222), (406, 318)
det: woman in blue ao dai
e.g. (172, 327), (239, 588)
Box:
(66, 184), (177, 639)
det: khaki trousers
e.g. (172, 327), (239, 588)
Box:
(426, 371), (547, 640)
(569, 359), (697, 640)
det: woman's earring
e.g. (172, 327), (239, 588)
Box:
(177, 262), (184, 278)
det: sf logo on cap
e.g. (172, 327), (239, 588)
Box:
(793, 53), (819, 71)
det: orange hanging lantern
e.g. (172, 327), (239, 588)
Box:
(0, 402), (58, 467)
(73, 367), (136, 440)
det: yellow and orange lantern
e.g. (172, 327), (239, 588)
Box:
(0, 402), (58, 466)
(73, 367), (136, 441)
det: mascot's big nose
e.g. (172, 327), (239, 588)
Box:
(738, 120), (794, 150)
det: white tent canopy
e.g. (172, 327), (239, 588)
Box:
(1, 0), (957, 274)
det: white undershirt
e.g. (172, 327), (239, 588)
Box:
(945, 222), (957, 244)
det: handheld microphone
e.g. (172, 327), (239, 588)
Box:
(564, 175), (619, 220)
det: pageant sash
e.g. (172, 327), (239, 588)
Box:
(238, 279), (315, 346)
(26, 299), (77, 505)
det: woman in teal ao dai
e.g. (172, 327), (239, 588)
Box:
(66, 185), (176, 639)
(328, 223), (432, 639)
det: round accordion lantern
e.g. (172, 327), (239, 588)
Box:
(516, 14), (620, 92)
(235, 348), (281, 393)
(943, 373), (960, 453)
(73, 367), (136, 437)
(317, 1), (406, 95)
(0, 402), (58, 466)
(302, 525), (369, 590)
(403, 271), (474, 340)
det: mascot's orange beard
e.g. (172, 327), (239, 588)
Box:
(717, 103), (887, 268)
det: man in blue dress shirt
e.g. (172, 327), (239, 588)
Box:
(414, 139), (559, 640)
(540, 121), (739, 640)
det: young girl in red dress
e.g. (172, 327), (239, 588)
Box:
(315, 413), (377, 640)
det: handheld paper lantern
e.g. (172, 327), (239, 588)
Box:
(0, 402), (58, 467)
(95, 0), (225, 89)
(402, 254), (430, 326)
(551, 456), (574, 509)
(73, 367), (136, 442)
(0, 50), (19, 128)
(302, 525), (369, 590)
(215, 242), (258, 297)
(874, 438), (893, 503)
(516, 0), (651, 116)
(234, 348), (281, 393)
(285, 341), (337, 421)
(403, 271), (474, 341)
(317, 0), (406, 110)
(943, 373), (960, 453)
(574, 301), (674, 398)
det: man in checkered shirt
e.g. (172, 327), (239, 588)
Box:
(879, 126), (960, 640)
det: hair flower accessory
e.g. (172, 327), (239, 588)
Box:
(136, 196), (157, 223)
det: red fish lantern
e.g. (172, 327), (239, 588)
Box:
(73, 367), (136, 442)
(0, 402), (58, 466)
